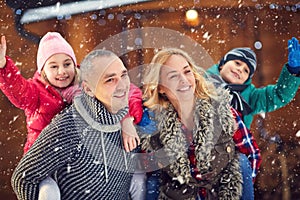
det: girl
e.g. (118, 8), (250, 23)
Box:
(0, 32), (80, 200)
(0, 32), (79, 154)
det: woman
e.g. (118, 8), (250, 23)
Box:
(140, 48), (242, 199)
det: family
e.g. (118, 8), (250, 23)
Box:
(0, 31), (299, 200)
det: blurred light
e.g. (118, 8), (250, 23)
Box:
(185, 9), (200, 27)
(168, 7), (175, 12)
(255, 4), (263, 10)
(291, 5), (298, 12)
(98, 19), (106, 26)
(254, 41), (262, 49)
(134, 13), (142, 20)
(107, 13), (114, 20)
(269, 3), (277, 9)
(186, 9), (198, 21)
(90, 14), (97, 20)
(117, 14), (125, 21)
(16, 9), (22, 15)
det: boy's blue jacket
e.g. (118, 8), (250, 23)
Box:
(206, 63), (300, 128)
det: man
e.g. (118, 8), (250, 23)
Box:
(11, 49), (135, 199)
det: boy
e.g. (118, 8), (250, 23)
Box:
(207, 37), (300, 128)
(206, 37), (300, 199)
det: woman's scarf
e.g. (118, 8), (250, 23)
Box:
(155, 97), (234, 184)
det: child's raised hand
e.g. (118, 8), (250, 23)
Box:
(121, 117), (140, 152)
(288, 37), (300, 74)
(0, 36), (7, 68)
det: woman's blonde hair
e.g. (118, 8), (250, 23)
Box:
(143, 48), (216, 111)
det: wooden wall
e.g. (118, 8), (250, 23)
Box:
(0, 0), (299, 199)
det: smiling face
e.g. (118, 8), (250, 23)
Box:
(159, 54), (196, 105)
(42, 53), (76, 88)
(219, 59), (250, 84)
(93, 57), (130, 113)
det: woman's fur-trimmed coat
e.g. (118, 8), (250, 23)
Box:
(141, 90), (242, 200)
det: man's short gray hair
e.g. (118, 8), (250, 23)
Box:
(80, 49), (119, 92)
(80, 49), (117, 83)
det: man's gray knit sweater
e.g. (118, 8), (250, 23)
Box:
(11, 93), (134, 200)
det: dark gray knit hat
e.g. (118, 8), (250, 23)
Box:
(219, 47), (257, 78)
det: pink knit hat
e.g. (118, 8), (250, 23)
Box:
(36, 32), (77, 74)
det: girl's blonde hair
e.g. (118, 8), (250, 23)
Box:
(143, 48), (216, 111)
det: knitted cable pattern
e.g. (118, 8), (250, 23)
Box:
(12, 93), (134, 200)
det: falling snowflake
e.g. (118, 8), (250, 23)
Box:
(202, 32), (211, 40)
(8, 115), (19, 125)
(296, 130), (300, 138)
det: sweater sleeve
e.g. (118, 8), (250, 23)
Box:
(231, 108), (262, 179)
(0, 56), (39, 111)
(247, 64), (300, 115)
(11, 112), (78, 200)
(128, 83), (143, 124)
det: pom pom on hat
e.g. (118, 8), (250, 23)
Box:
(36, 32), (76, 74)
(219, 47), (257, 78)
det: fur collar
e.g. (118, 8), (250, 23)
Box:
(143, 88), (242, 198)
(155, 95), (234, 184)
